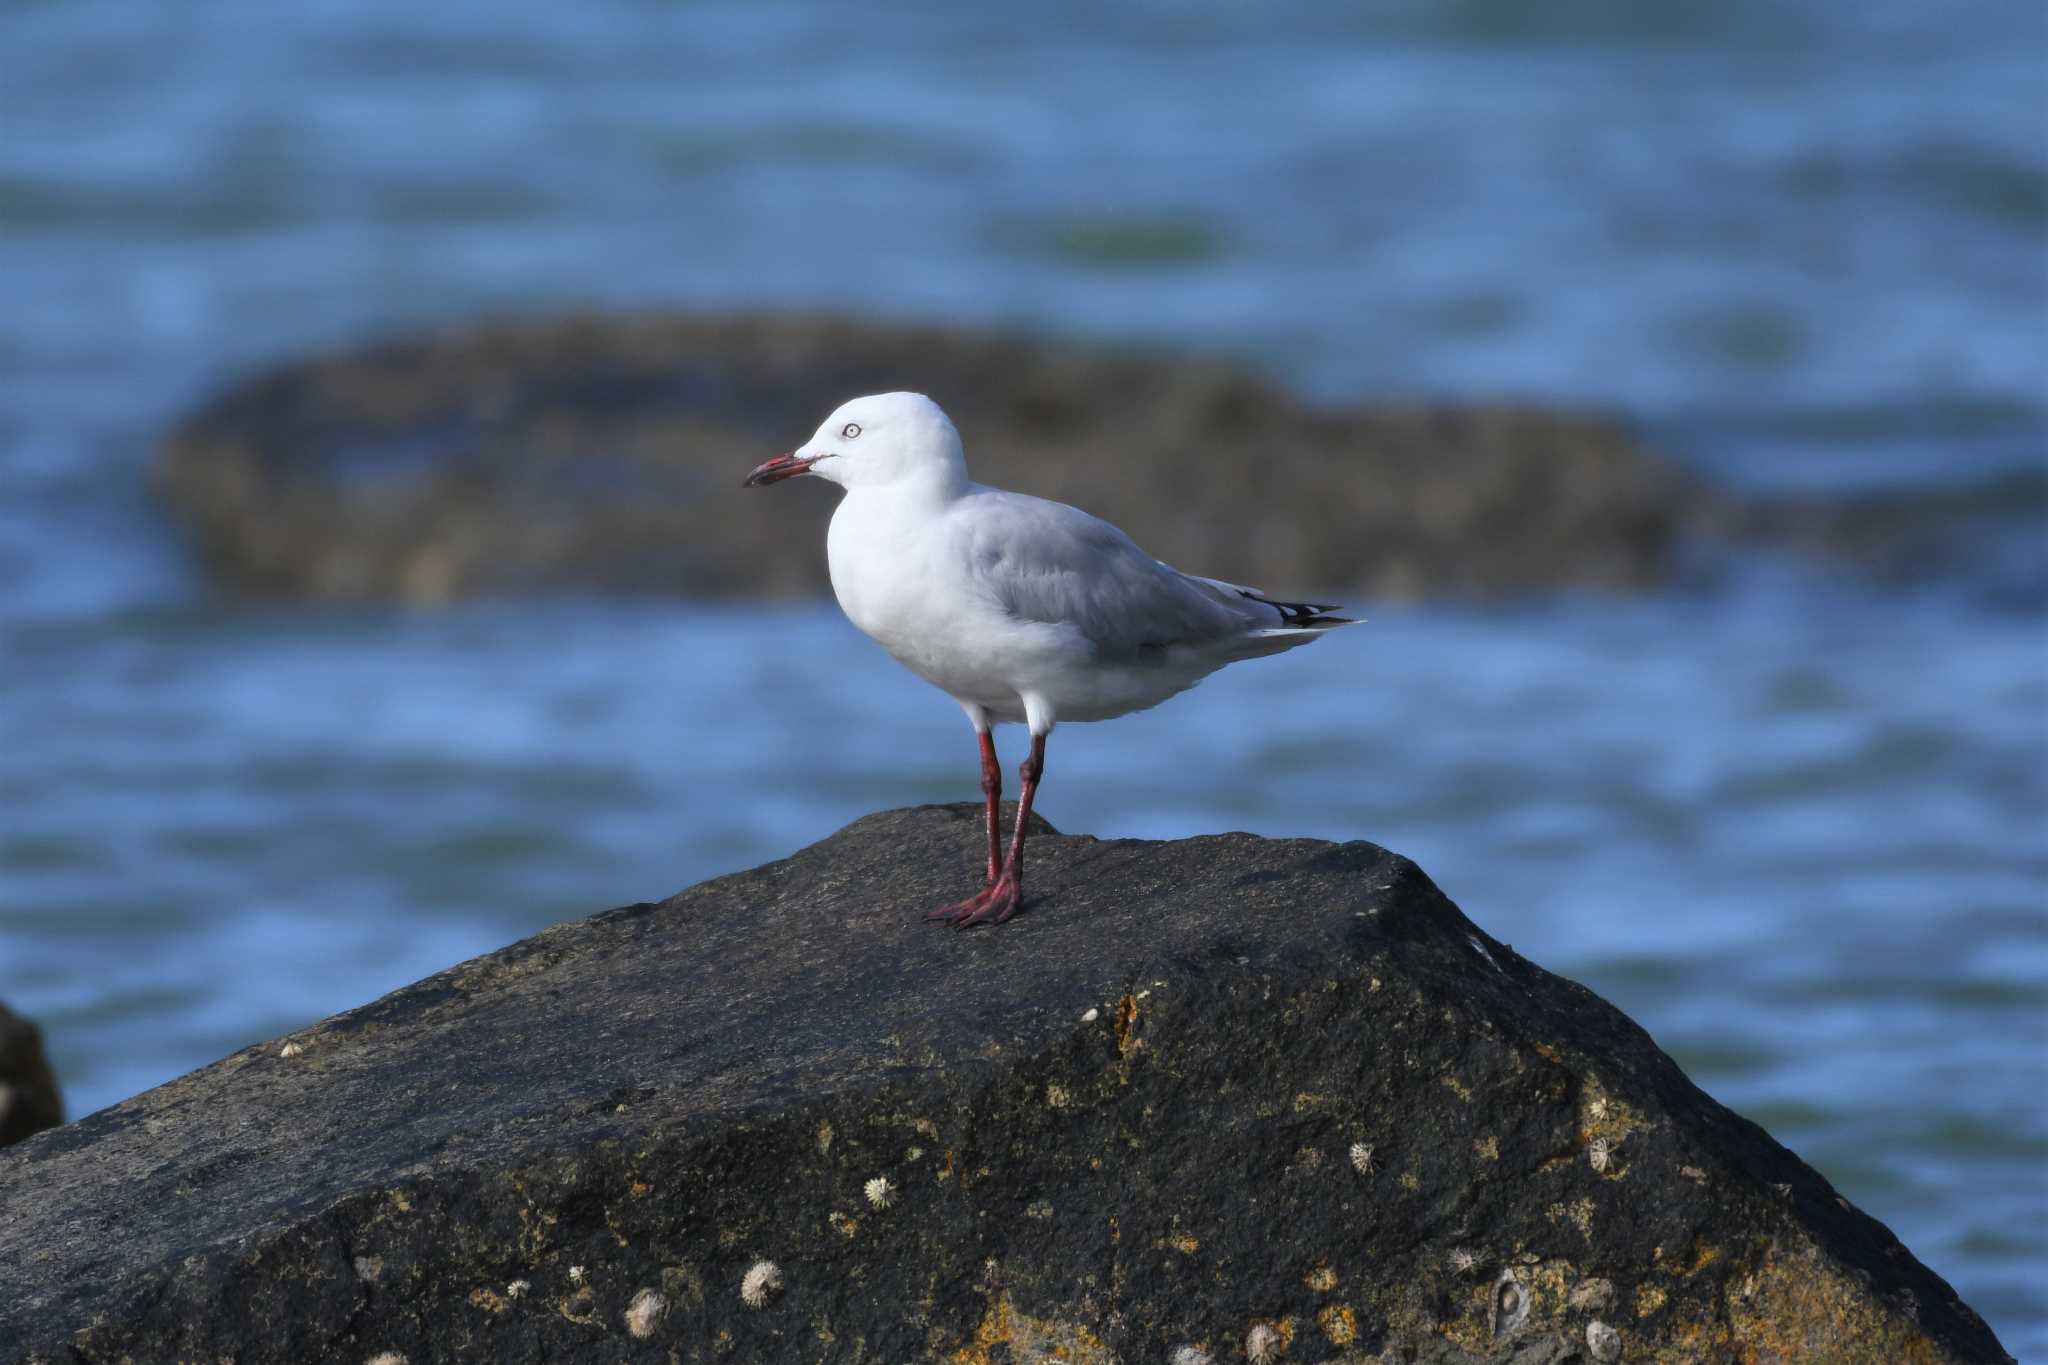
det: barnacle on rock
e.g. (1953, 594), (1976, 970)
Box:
(740, 1259), (783, 1308)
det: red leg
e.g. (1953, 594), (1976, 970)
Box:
(975, 729), (1002, 885)
(928, 729), (1005, 922)
(929, 731), (1044, 928)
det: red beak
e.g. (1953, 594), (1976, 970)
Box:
(743, 451), (826, 488)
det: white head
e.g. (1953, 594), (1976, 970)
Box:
(743, 392), (964, 492)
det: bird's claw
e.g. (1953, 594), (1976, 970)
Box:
(926, 876), (1022, 928)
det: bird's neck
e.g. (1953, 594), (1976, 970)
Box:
(845, 463), (969, 512)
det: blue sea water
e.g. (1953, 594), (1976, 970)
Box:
(1, 0), (2043, 1352)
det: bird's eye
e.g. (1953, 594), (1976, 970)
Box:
(840, 422), (862, 439)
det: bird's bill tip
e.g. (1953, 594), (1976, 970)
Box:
(742, 451), (823, 488)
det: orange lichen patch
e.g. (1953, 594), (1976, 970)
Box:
(467, 1286), (507, 1314)
(1113, 993), (1141, 1057)
(1305, 1262), (1338, 1292)
(1685, 1243), (1722, 1276)
(1318, 1304), (1359, 1345)
(1438, 1282), (1497, 1357)
(1635, 1283), (1668, 1316)
(948, 1292), (1114, 1365)
(1668, 1316), (1726, 1356)
(1545, 1197), (1595, 1238)
(1158, 1232), (1201, 1255)
(949, 1294), (1013, 1364)
(1506, 1258), (1582, 1320)
(627, 1179), (653, 1198)
(1724, 1239), (1951, 1365)
(512, 1198), (560, 1260)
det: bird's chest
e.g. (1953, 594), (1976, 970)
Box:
(827, 502), (994, 693)
(829, 505), (922, 634)
(827, 501), (947, 639)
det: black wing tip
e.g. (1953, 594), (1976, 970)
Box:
(1239, 589), (1351, 626)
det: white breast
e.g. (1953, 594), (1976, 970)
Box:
(826, 490), (1079, 719)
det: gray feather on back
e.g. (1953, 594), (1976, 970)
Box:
(953, 489), (1248, 663)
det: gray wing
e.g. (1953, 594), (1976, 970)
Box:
(951, 488), (1260, 662)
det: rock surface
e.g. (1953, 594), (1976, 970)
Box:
(0, 1002), (62, 1148)
(155, 314), (1708, 604)
(0, 807), (2010, 1363)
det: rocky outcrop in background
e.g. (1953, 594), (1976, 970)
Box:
(0, 807), (2008, 1362)
(156, 314), (1709, 604)
(0, 1001), (61, 1149)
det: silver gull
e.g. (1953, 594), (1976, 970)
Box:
(744, 391), (1356, 927)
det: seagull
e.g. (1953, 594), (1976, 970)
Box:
(744, 392), (1356, 927)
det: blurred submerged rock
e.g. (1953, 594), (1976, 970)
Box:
(1730, 468), (2048, 612)
(156, 314), (1708, 604)
(0, 1001), (62, 1148)
(0, 807), (2008, 1362)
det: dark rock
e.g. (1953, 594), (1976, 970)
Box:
(0, 1001), (61, 1148)
(0, 807), (2009, 1363)
(155, 314), (1709, 604)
